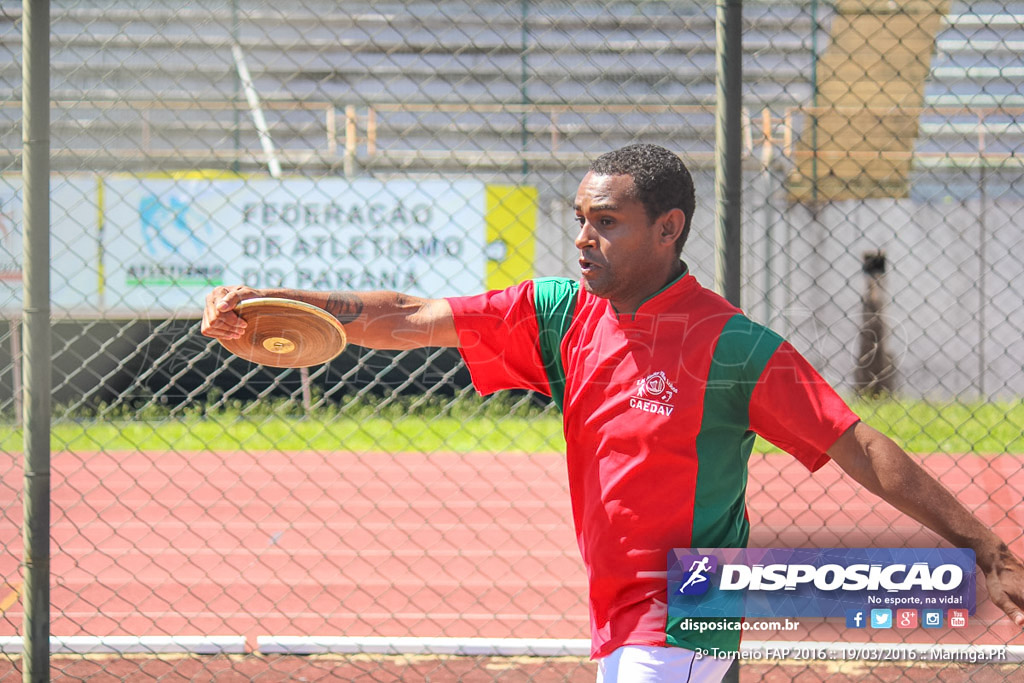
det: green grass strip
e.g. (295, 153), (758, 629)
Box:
(0, 397), (1021, 454)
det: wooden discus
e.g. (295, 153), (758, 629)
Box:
(218, 297), (347, 368)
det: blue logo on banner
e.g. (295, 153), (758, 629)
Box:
(668, 548), (976, 619)
(139, 194), (208, 258)
(678, 555), (718, 596)
(922, 609), (944, 628)
(845, 609), (866, 628)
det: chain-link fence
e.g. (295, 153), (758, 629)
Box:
(1, 0), (1023, 680)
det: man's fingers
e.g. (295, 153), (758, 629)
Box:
(201, 286), (252, 339)
(215, 286), (247, 311)
(1005, 592), (1024, 628)
(996, 598), (1024, 628)
(210, 311), (246, 339)
(987, 582), (1024, 629)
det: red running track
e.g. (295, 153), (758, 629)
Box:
(0, 450), (1022, 651)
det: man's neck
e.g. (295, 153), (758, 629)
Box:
(611, 259), (686, 316)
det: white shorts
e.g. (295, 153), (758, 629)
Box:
(596, 645), (733, 683)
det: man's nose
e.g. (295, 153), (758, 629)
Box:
(574, 221), (595, 250)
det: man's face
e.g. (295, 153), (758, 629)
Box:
(573, 172), (668, 312)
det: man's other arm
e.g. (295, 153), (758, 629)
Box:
(828, 421), (1024, 628)
(201, 285), (459, 349)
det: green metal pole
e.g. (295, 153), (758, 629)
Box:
(232, 0), (241, 173)
(715, 0), (743, 308)
(520, 0), (529, 177)
(22, 1), (51, 680)
(810, 0), (819, 203)
(977, 135), (986, 399)
(715, 2), (743, 675)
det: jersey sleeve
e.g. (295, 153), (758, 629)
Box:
(446, 281), (551, 396)
(749, 341), (861, 472)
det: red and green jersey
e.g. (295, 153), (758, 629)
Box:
(447, 270), (859, 658)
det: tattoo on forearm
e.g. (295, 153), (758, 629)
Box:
(325, 293), (364, 324)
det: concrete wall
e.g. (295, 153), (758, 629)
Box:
(533, 167), (1024, 400)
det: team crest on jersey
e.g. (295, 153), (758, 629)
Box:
(630, 371), (677, 416)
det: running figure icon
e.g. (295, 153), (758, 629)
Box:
(679, 557), (713, 594)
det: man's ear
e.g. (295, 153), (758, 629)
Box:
(657, 208), (686, 247)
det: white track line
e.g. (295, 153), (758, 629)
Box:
(257, 636), (592, 657)
(0, 635), (247, 655)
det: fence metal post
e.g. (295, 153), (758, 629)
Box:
(977, 119), (987, 399)
(21, 1), (52, 681)
(715, 0), (743, 308)
(520, 0), (530, 177)
(10, 319), (21, 427)
(716, 1), (743, 680)
(760, 109), (775, 324)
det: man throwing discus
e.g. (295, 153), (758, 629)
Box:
(203, 144), (1024, 683)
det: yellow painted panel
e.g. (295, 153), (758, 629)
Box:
(135, 170), (249, 180)
(485, 185), (537, 290)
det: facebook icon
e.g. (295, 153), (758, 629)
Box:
(845, 609), (866, 628)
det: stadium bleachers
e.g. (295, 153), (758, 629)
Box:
(0, 1), (1021, 177)
(0, 2), (825, 173)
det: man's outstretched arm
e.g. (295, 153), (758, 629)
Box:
(827, 421), (1024, 628)
(201, 285), (459, 350)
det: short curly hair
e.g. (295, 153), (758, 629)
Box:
(589, 144), (696, 254)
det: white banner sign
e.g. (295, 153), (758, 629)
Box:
(0, 175), (101, 315)
(102, 177), (489, 313)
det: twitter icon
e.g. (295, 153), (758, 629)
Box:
(870, 609), (893, 629)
